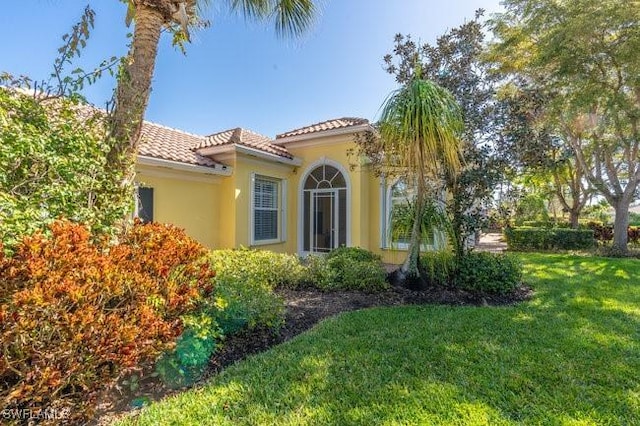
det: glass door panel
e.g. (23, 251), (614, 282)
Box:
(311, 191), (334, 253)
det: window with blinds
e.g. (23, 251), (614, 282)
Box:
(253, 176), (280, 242)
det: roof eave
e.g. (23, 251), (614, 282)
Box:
(197, 144), (302, 167)
(137, 155), (233, 176)
(274, 123), (373, 145)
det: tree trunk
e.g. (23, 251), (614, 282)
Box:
(107, 4), (164, 182)
(401, 198), (423, 277)
(569, 209), (579, 229)
(394, 180), (427, 289)
(612, 201), (630, 252)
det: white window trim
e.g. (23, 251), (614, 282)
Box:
(297, 158), (351, 256)
(250, 173), (286, 246)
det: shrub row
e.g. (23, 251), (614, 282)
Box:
(421, 251), (522, 294)
(0, 221), (217, 422)
(517, 221), (640, 245)
(504, 227), (596, 251)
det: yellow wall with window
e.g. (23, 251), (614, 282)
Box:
(135, 165), (222, 248)
(134, 134), (432, 266)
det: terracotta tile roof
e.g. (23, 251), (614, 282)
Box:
(139, 121), (221, 168)
(276, 117), (369, 139)
(196, 127), (293, 159)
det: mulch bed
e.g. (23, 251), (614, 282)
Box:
(94, 284), (533, 425)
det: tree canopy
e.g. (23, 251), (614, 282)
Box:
(0, 89), (128, 250)
(489, 0), (640, 251)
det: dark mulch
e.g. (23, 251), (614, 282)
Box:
(94, 284), (533, 425)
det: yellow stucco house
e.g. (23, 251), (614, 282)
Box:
(134, 117), (439, 264)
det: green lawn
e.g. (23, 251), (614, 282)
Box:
(119, 254), (640, 425)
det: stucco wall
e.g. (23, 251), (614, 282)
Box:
(134, 135), (420, 266)
(135, 165), (222, 248)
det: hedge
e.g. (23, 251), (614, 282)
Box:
(504, 227), (596, 251)
(420, 251), (523, 294)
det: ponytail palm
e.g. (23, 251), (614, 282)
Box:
(378, 78), (463, 287)
(107, 0), (317, 193)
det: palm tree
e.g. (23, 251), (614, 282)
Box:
(107, 0), (317, 183)
(378, 76), (463, 288)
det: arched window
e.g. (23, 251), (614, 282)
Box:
(302, 164), (347, 253)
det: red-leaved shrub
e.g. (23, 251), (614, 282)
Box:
(0, 220), (215, 422)
(587, 221), (640, 245)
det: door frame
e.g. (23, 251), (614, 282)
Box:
(297, 158), (351, 256)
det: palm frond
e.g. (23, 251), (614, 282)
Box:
(271, 0), (316, 38)
(228, 0), (316, 37)
(229, 0), (269, 20)
(378, 78), (463, 179)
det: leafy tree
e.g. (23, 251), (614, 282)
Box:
(376, 76), (463, 288)
(0, 89), (129, 250)
(384, 10), (503, 258)
(0, 7), (131, 249)
(108, 0), (318, 200)
(489, 0), (640, 252)
(496, 84), (592, 228)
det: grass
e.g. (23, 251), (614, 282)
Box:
(119, 254), (640, 425)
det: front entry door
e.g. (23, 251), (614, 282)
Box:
(302, 164), (348, 254)
(311, 190), (337, 253)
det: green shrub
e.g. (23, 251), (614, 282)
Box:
(208, 249), (290, 332)
(330, 257), (388, 292)
(209, 248), (306, 290)
(455, 252), (523, 294)
(154, 304), (224, 388)
(504, 227), (595, 251)
(213, 273), (285, 332)
(155, 307), (222, 388)
(420, 251), (456, 287)
(326, 246), (382, 262)
(302, 255), (339, 290)
(0, 88), (130, 252)
(304, 247), (388, 292)
(327, 247), (388, 292)
(156, 249), (294, 389)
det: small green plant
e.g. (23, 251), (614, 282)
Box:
(308, 247), (388, 292)
(302, 255), (338, 290)
(209, 248), (306, 290)
(208, 249), (289, 332)
(155, 306), (223, 388)
(420, 251), (456, 287)
(455, 252), (522, 294)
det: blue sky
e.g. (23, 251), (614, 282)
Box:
(0, 0), (502, 137)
